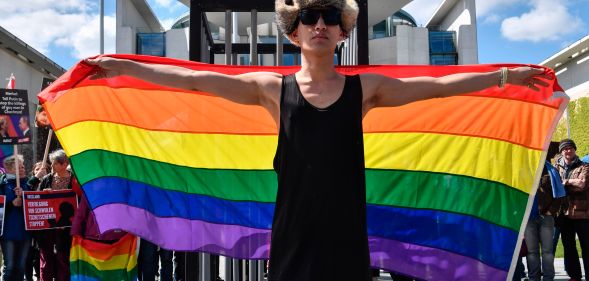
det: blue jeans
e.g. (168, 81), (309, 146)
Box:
(1, 239), (31, 281)
(525, 215), (555, 281)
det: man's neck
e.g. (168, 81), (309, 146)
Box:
(298, 53), (339, 81)
(564, 157), (576, 166)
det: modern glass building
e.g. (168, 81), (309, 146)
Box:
(371, 9), (417, 39)
(116, 0), (478, 67)
(429, 30), (458, 65)
(136, 32), (166, 56)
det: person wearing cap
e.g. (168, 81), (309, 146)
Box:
(556, 138), (589, 281)
(85, 0), (550, 279)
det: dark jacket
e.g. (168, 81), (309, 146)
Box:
(0, 174), (33, 240)
(556, 156), (589, 219)
(538, 168), (564, 216)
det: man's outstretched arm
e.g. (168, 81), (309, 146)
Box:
(362, 67), (551, 109)
(85, 57), (282, 107)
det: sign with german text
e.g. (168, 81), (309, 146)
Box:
(0, 88), (31, 144)
(23, 190), (77, 230)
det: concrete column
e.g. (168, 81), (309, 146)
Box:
(250, 9), (258, 65)
(225, 10), (232, 65)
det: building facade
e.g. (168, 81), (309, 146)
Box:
(0, 25), (66, 171)
(540, 34), (589, 101)
(116, 0), (478, 66)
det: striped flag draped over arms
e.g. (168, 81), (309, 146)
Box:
(38, 54), (568, 281)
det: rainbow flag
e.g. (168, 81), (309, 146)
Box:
(40, 54), (568, 281)
(70, 233), (138, 281)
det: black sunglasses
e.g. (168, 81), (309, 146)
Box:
(299, 8), (342, 26)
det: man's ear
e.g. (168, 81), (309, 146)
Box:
(287, 31), (300, 46)
(339, 29), (347, 41)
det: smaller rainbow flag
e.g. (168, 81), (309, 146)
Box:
(70, 233), (138, 281)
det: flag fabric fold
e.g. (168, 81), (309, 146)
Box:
(39, 54), (568, 281)
(546, 160), (566, 198)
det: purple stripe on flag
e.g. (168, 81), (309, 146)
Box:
(94, 204), (509, 280)
(93, 204), (271, 258)
(369, 237), (508, 281)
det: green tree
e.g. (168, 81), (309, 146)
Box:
(553, 97), (589, 156)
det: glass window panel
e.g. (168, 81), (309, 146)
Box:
(137, 33), (165, 57)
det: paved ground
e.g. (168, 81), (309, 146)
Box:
(373, 258), (578, 281)
(552, 258), (576, 281)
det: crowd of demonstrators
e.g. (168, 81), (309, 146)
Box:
(515, 138), (589, 281)
(0, 148), (189, 281)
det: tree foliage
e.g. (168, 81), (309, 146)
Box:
(553, 97), (589, 156)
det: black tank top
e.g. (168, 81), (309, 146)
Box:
(268, 74), (370, 281)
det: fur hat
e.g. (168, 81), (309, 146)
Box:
(275, 0), (359, 36)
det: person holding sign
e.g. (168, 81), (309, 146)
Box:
(0, 154), (33, 281)
(29, 150), (73, 281)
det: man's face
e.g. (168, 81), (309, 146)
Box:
(290, 8), (344, 53)
(36, 111), (49, 127)
(561, 145), (577, 161)
(19, 118), (28, 131)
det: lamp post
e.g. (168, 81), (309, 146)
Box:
(100, 0), (104, 54)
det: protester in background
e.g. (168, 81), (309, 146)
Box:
(24, 162), (48, 281)
(173, 251), (186, 281)
(556, 139), (589, 281)
(524, 143), (564, 281)
(137, 239), (173, 281)
(29, 149), (74, 281)
(0, 154), (32, 281)
(0, 117), (9, 138)
(34, 107), (49, 128)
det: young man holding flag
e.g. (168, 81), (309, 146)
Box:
(86, 0), (549, 279)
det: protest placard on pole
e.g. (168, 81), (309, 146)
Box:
(0, 88), (31, 145)
(22, 190), (78, 230)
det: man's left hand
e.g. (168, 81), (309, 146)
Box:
(508, 67), (552, 91)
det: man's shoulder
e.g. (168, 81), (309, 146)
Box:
(241, 72), (282, 93)
(243, 71), (283, 82)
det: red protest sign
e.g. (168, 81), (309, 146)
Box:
(23, 190), (77, 230)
